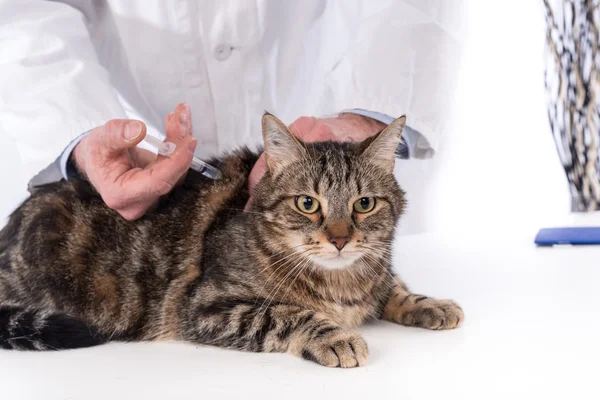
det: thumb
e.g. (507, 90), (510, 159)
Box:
(100, 119), (147, 153)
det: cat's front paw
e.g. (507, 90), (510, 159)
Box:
(299, 329), (368, 368)
(401, 297), (464, 330)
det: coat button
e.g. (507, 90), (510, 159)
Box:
(214, 44), (232, 61)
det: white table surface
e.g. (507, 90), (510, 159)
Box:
(1, 232), (598, 400)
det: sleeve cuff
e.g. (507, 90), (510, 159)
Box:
(59, 130), (93, 179)
(28, 129), (93, 193)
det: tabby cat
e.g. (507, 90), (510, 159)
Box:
(0, 113), (463, 367)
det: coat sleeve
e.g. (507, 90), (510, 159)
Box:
(0, 0), (128, 180)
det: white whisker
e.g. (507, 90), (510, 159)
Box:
(255, 254), (312, 320)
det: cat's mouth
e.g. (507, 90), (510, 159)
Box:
(311, 251), (362, 270)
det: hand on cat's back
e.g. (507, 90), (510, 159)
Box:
(245, 113), (386, 210)
(73, 103), (198, 220)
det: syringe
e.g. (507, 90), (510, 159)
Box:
(142, 135), (222, 180)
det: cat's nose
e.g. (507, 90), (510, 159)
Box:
(326, 222), (352, 251)
(328, 236), (350, 251)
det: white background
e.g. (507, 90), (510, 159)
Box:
(393, 0), (571, 237)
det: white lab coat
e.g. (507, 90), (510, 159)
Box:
(0, 0), (464, 230)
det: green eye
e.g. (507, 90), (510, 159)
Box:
(295, 196), (320, 214)
(353, 197), (376, 213)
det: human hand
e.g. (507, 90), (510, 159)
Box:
(73, 103), (197, 220)
(246, 113), (386, 210)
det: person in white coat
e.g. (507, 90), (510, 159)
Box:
(0, 0), (463, 220)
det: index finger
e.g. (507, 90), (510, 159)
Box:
(158, 104), (193, 168)
(165, 103), (192, 142)
(113, 136), (197, 201)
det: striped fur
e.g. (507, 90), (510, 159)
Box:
(0, 114), (463, 367)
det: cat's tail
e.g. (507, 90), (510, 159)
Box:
(0, 305), (108, 350)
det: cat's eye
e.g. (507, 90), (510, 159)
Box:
(353, 197), (376, 213)
(295, 196), (320, 214)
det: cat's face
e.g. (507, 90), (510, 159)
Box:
(252, 114), (406, 270)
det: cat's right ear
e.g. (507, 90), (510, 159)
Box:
(361, 115), (406, 173)
(262, 113), (307, 173)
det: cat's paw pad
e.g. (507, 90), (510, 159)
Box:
(300, 329), (368, 368)
(402, 297), (463, 330)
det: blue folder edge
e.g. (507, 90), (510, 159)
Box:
(535, 227), (600, 246)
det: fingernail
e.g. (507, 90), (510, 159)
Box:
(179, 111), (188, 126)
(124, 122), (142, 141)
(188, 138), (197, 154)
(178, 103), (189, 123)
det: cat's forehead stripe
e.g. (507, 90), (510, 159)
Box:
(322, 150), (359, 195)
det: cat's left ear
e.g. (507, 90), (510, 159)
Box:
(262, 112), (307, 173)
(361, 116), (407, 172)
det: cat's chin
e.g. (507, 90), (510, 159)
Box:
(312, 253), (361, 270)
